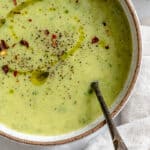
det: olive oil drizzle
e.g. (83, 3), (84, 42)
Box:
(7, 0), (43, 18)
(0, 1), (85, 85)
(30, 26), (85, 85)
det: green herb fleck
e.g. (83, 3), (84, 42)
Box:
(0, 19), (6, 26)
(9, 89), (14, 94)
(64, 10), (69, 14)
(73, 101), (77, 104)
(88, 88), (93, 94)
(108, 63), (112, 68)
(32, 91), (38, 96)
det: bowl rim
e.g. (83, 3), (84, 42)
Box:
(0, 0), (142, 145)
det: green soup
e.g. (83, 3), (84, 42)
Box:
(0, 0), (132, 135)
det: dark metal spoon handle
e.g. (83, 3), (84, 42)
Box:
(91, 82), (128, 150)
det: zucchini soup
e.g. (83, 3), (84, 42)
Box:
(0, 0), (132, 135)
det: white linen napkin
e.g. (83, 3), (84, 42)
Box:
(85, 25), (150, 150)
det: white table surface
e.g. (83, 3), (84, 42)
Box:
(0, 1), (150, 150)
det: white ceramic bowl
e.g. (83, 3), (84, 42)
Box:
(0, 0), (141, 145)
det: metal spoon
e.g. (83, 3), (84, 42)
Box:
(91, 81), (128, 150)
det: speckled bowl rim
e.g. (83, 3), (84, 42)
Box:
(0, 0), (142, 145)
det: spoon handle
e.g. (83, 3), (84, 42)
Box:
(91, 82), (128, 150)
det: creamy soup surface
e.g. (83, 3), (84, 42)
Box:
(0, 0), (132, 135)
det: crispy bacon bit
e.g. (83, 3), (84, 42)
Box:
(20, 39), (29, 48)
(13, 0), (17, 6)
(51, 34), (57, 48)
(13, 71), (18, 77)
(102, 22), (107, 26)
(0, 40), (9, 51)
(2, 65), (9, 74)
(51, 40), (57, 48)
(0, 50), (7, 57)
(91, 36), (99, 44)
(44, 29), (50, 36)
(28, 19), (32, 22)
(0, 40), (8, 57)
(52, 34), (57, 39)
(105, 45), (110, 49)
(14, 55), (18, 60)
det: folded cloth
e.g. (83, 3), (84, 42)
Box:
(85, 117), (150, 150)
(85, 26), (150, 150)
